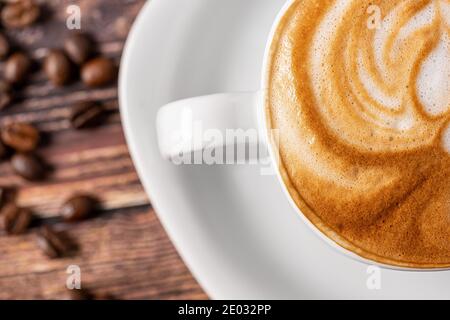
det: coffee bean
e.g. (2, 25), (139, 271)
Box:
(44, 49), (73, 86)
(4, 52), (32, 84)
(94, 293), (115, 300)
(68, 289), (92, 300)
(61, 194), (96, 222)
(67, 289), (113, 300)
(0, 187), (15, 208)
(0, 203), (32, 235)
(70, 102), (106, 129)
(64, 33), (94, 65)
(1, 0), (40, 29)
(36, 225), (71, 258)
(0, 140), (8, 159)
(11, 153), (46, 181)
(0, 32), (10, 60)
(1, 123), (40, 152)
(81, 57), (116, 87)
(0, 188), (6, 208)
(0, 80), (13, 110)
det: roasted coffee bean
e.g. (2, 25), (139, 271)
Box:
(1, 123), (40, 152)
(0, 188), (5, 208)
(68, 289), (93, 300)
(94, 293), (115, 300)
(44, 49), (73, 86)
(11, 153), (46, 181)
(1, 0), (40, 29)
(0, 32), (10, 60)
(61, 194), (96, 222)
(0, 140), (8, 159)
(70, 102), (106, 129)
(0, 203), (32, 235)
(81, 57), (116, 87)
(36, 225), (71, 258)
(0, 187), (15, 208)
(67, 289), (113, 300)
(64, 33), (94, 65)
(0, 187), (16, 213)
(4, 52), (32, 84)
(0, 80), (13, 110)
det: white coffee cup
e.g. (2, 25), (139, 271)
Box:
(156, 0), (449, 271)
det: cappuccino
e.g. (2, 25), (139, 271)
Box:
(266, 0), (450, 268)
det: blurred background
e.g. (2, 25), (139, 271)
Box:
(0, 0), (206, 299)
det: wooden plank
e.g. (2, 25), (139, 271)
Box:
(0, 0), (208, 299)
(0, 207), (207, 300)
(0, 125), (148, 217)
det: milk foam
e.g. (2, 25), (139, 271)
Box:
(309, 0), (449, 153)
(444, 124), (450, 153)
(417, 32), (450, 117)
(267, 0), (450, 268)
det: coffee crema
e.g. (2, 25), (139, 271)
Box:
(266, 0), (450, 268)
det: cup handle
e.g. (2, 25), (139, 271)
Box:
(156, 92), (262, 161)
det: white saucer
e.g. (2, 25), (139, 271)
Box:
(119, 0), (450, 299)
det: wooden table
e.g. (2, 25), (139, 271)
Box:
(0, 0), (207, 300)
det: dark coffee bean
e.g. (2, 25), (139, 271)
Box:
(61, 195), (96, 222)
(11, 153), (46, 181)
(64, 33), (94, 65)
(0, 188), (5, 208)
(4, 52), (32, 84)
(36, 225), (71, 258)
(0, 80), (13, 110)
(1, 123), (40, 152)
(0, 32), (10, 60)
(67, 289), (113, 300)
(44, 49), (73, 86)
(68, 289), (93, 300)
(0, 187), (15, 208)
(0, 143), (6, 159)
(70, 102), (106, 129)
(81, 57), (116, 87)
(1, 0), (40, 29)
(0, 138), (9, 160)
(0, 203), (32, 235)
(94, 293), (115, 300)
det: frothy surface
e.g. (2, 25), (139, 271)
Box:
(266, 0), (450, 268)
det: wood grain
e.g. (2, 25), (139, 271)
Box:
(0, 0), (207, 300)
(0, 207), (206, 300)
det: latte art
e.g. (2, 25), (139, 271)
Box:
(267, 0), (450, 267)
(311, 0), (450, 153)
